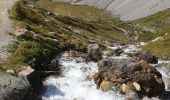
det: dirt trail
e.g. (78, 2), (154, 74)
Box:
(0, 0), (17, 60)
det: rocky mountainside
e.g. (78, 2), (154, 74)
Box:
(54, 0), (170, 21)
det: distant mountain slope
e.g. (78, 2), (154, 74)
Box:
(54, 0), (170, 21)
(135, 8), (170, 41)
(133, 8), (170, 58)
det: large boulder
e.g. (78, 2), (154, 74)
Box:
(94, 58), (165, 97)
(0, 72), (30, 100)
(114, 48), (124, 56)
(87, 44), (102, 61)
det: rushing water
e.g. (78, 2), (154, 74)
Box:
(42, 43), (170, 100)
(156, 61), (170, 91)
(42, 53), (127, 100)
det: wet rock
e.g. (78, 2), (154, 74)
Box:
(100, 80), (113, 91)
(138, 52), (158, 64)
(121, 84), (131, 94)
(114, 48), (124, 56)
(138, 60), (150, 69)
(97, 58), (132, 71)
(133, 73), (164, 97)
(126, 63), (142, 72)
(94, 58), (165, 97)
(87, 44), (102, 61)
(103, 49), (114, 58)
(49, 58), (60, 71)
(69, 50), (87, 58)
(0, 72), (30, 100)
(133, 82), (141, 91)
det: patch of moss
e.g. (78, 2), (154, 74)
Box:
(4, 40), (57, 70)
(11, 0), (45, 25)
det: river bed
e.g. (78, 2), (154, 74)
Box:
(42, 43), (170, 100)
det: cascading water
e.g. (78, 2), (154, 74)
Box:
(42, 42), (170, 100)
(156, 61), (170, 91)
(42, 53), (126, 100)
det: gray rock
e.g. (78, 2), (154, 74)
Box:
(114, 48), (124, 56)
(97, 58), (131, 69)
(0, 72), (30, 100)
(87, 44), (102, 61)
(95, 58), (165, 97)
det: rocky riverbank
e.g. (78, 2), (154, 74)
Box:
(42, 43), (170, 100)
(0, 0), (170, 100)
(0, 72), (30, 100)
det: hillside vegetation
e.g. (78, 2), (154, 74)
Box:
(134, 8), (170, 58)
(3, 0), (132, 70)
(3, 0), (170, 70)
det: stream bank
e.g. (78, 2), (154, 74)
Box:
(42, 43), (170, 100)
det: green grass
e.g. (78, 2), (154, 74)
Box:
(37, 0), (117, 23)
(5, 0), (170, 71)
(133, 8), (170, 41)
(4, 0), (132, 70)
(4, 40), (57, 70)
(133, 8), (170, 58)
(142, 34), (170, 58)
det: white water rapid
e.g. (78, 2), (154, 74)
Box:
(42, 53), (127, 100)
(42, 42), (170, 100)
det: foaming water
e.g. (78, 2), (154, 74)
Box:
(42, 54), (126, 100)
(42, 42), (169, 100)
(156, 61), (170, 91)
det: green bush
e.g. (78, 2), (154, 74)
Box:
(5, 41), (56, 70)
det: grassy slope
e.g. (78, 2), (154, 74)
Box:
(142, 34), (170, 58)
(37, 0), (130, 43)
(37, 0), (170, 59)
(3, 0), (131, 70)
(134, 8), (170, 58)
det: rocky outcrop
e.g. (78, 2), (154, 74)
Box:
(87, 44), (102, 61)
(94, 58), (165, 97)
(114, 48), (124, 56)
(0, 72), (30, 100)
(2, 66), (43, 100)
